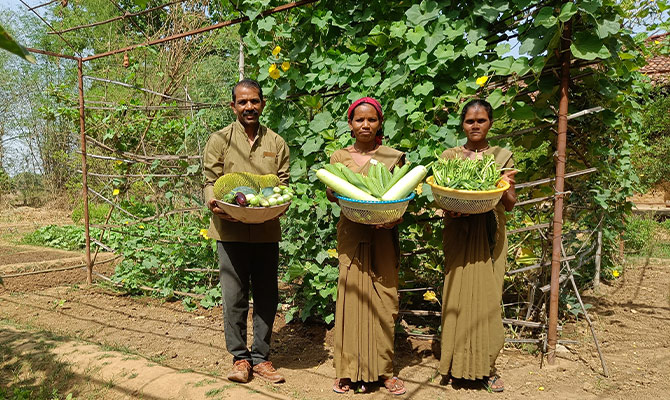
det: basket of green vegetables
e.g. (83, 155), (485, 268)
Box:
(316, 162), (427, 225)
(212, 172), (293, 224)
(427, 154), (510, 214)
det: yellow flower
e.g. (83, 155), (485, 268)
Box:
(423, 290), (438, 303)
(113, 188), (120, 196)
(281, 61), (290, 72)
(124, 220), (129, 225)
(476, 76), (489, 86)
(415, 183), (423, 195)
(272, 46), (281, 57)
(139, 225), (145, 229)
(269, 64), (280, 80)
(199, 228), (210, 240)
(612, 270), (620, 278)
(115, 160), (123, 165)
(327, 248), (338, 258)
(654, 40), (661, 45)
(538, 386), (545, 391)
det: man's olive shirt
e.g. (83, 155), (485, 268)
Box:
(203, 120), (290, 242)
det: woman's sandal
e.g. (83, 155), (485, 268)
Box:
(333, 378), (351, 394)
(383, 376), (407, 395)
(483, 375), (504, 393)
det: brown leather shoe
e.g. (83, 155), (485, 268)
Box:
(252, 361), (285, 383)
(227, 359), (251, 383)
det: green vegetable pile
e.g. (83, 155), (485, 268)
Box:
(432, 154), (502, 191)
(324, 162), (410, 199)
(222, 185), (293, 208)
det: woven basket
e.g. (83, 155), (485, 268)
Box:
(214, 200), (290, 224)
(426, 176), (510, 214)
(334, 192), (415, 225)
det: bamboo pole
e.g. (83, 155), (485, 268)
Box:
(548, 17), (572, 364)
(81, 0), (319, 62)
(594, 229), (603, 291)
(78, 58), (93, 285)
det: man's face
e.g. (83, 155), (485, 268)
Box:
(230, 85), (265, 128)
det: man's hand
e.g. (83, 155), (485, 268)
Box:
(208, 199), (239, 222)
(375, 217), (403, 230)
(326, 187), (339, 204)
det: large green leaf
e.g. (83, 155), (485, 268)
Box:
(571, 32), (612, 60)
(309, 111), (334, 132)
(405, 0), (440, 26)
(558, 3), (578, 22)
(534, 7), (557, 28)
(0, 25), (36, 63)
(596, 19), (620, 39)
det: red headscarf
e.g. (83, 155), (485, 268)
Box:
(347, 97), (384, 145)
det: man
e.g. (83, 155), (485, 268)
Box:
(203, 79), (289, 384)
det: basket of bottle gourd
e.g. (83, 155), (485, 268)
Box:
(213, 172), (293, 224)
(316, 162), (428, 225)
(426, 154), (511, 214)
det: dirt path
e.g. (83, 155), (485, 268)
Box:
(0, 207), (669, 399)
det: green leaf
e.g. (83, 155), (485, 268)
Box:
(434, 44), (456, 62)
(406, 51), (428, 70)
(406, 25), (426, 45)
(474, 3), (507, 23)
(0, 25), (36, 63)
(389, 21), (407, 38)
(509, 102), (536, 120)
(301, 136), (324, 156)
(487, 89), (505, 109)
(346, 53), (369, 73)
(405, 0), (440, 26)
(558, 3), (578, 22)
(578, 0), (601, 15)
(309, 111), (333, 132)
(257, 16), (276, 32)
(414, 82), (434, 96)
(571, 32), (612, 60)
(490, 58), (514, 75)
(392, 97), (409, 117)
(424, 27), (445, 53)
(595, 20), (619, 39)
(534, 7), (557, 28)
(464, 39), (486, 57)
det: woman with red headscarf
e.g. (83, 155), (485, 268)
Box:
(326, 97), (406, 395)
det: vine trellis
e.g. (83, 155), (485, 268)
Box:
(7, 0), (650, 376)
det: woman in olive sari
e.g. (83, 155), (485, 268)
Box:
(326, 97), (406, 395)
(438, 99), (517, 392)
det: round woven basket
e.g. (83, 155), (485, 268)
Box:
(214, 200), (290, 224)
(426, 176), (510, 214)
(334, 192), (415, 225)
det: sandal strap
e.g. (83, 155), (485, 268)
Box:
(385, 377), (405, 391)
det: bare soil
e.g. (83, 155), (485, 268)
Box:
(0, 206), (669, 399)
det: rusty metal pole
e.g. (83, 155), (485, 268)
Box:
(78, 58), (92, 285)
(547, 18), (572, 365)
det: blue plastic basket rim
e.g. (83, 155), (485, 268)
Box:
(334, 191), (415, 204)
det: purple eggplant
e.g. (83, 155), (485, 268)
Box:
(235, 192), (248, 207)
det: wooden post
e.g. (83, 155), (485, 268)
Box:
(547, 18), (572, 365)
(78, 58), (92, 285)
(594, 229), (603, 291)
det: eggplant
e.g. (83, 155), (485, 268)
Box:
(235, 192), (248, 207)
